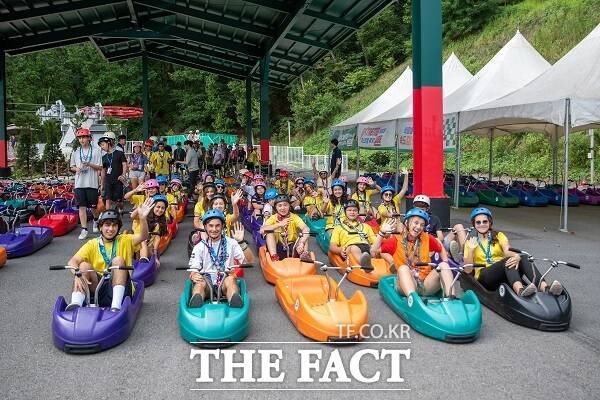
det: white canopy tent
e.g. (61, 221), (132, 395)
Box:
(460, 23), (600, 231)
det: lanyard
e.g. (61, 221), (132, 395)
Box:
(356, 191), (369, 207)
(341, 219), (368, 240)
(202, 236), (228, 284)
(80, 146), (92, 163)
(98, 237), (118, 269)
(383, 200), (398, 216)
(477, 234), (493, 264)
(333, 203), (343, 224)
(105, 151), (114, 168)
(402, 236), (421, 270)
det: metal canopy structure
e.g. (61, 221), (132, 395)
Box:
(0, 0), (393, 88)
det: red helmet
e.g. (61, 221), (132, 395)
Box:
(76, 128), (91, 137)
(279, 169), (288, 177)
(243, 171), (254, 178)
(144, 139), (154, 147)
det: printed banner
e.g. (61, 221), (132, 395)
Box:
(330, 125), (357, 150)
(357, 120), (397, 149)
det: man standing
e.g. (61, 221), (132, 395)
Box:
(116, 134), (127, 153)
(330, 138), (342, 178)
(176, 140), (200, 197)
(150, 141), (172, 177)
(70, 128), (103, 240)
(173, 141), (186, 176)
(99, 132), (128, 211)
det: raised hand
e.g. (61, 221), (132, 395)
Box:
(401, 168), (409, 175)
(232, 222), (245, 243)
(137, 197), (155, 219)
(231, 189), (243, 205)
(381, 218), (397, 233)
(466, 237), (478, 251)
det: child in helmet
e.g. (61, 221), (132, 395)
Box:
(251, 180), (267, 218)
(290, 176), (306, 210)
(262, 188), (278, 219)
(260, 195), (310, 261)
(132, 194), (169, 268)
(156, 175), (177, 220)
(193, 182), (216, 229)
(302, 179), (324, 220)
(352, 176), (381, 218)
(188, 210), (255, 308)
(377, 169), (409, 220)
(321, 179), (347, 232)
(274, 170), (294, 195)
(372, 208), (455, 298)
(65, 198), (154, 311)
(124, 178), (159, 209)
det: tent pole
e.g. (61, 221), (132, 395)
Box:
(454, 113), (461, 208)
(488, 128), (494, 181)
(395, 128), (399, 192)
(355, 134), (360, 179)
(551, 128), (558, 184)
(590, 128), (595, 185)
(560, 99), (571, 233)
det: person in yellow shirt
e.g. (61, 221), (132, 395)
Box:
(329, 199), (377, 269)
(149, 142), (172, 177)
(156, 175), (177, 220)
(194, 183), (216, 228)
(124, 178), (159, 208)
(245, 146), (260, 171)
(352, 176), (381, 218)
(321, 179), (347, 231)
(302, 179), (323, 220)
(290, 176), (306, 210)
(273, 170), (294, 195)
(377, 169), (409, 221)
(65, 198), (154, 311)
(463, 207), (563, 297)
(143, 139), (155, 178)
(131, 194), (168, 268)
(260, 195), (310, 261)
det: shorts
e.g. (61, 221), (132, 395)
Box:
(104, 180), (124, 202)
(348, 243), (370, 253)
(129, 170), (145, 180)
(96, 274), (133, 307)
(74, 188), (99, 208)
(276, 242), (296, 259)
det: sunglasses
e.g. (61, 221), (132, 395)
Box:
(475, 220), (489, 225)
(216, 185), (225, 189)
(383, 192), (393, 197)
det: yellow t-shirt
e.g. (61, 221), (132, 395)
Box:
(264, 213), (305, 244)
(149, 151), (172, 176)
(274, 179), (294, 195)
(324, 202), (345, 230)
(303, 195), (323, 210)
(194, 201), (205, 217)
(130, 194), (145, 208)
(247, 152), (259, 165)
(463, 232), (509, 279)
(330, 221), (375, 248)
(377, 194), (401, 219)
(76, 234), (135, 274)
(352, 190), (376, 210)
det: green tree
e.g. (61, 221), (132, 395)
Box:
(442, 0), (500, 40)
(40, 120), (65, 176)
(14, 114), (41, 176)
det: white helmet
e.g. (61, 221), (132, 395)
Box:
(413, 194), (431, 206)
(98, 131), (116, 145)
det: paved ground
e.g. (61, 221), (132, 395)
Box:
(0, 203), (598, 400)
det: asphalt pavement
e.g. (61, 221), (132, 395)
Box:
(0, 203), (598, 400)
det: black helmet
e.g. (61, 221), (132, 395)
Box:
(97, 209), (122, 231)
(209, 194), (228, 206)
(344, 199), (360, 210)
(273, 194), (291, 205)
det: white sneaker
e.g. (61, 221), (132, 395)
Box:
(92, 221), (98, 233)
(78, 229), (88, 240)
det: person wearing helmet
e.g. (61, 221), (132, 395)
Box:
(99, 131), (128, 211)
(131, 194), (169, 268)
(330, 200), (379, 269)
(156, 175), (177, 221)
(65, 198), (155, 311)
(251, 180), (268, 218)
(124, 178), (159, 209)
(301, 179), (323, 220)
(70, 128), (104, 240)
(239, 170), (255, 198)
(411, 194), (443, 242)
(193, 182), (216, 228)
(321, 178), (348, 232)
(188, 209), (254, 308)
(372, 208), (455, 298)
(128, 142), (148, 189)
(192, 190), (243, 245)
(464, 208), (563, 297)
(377, 168), (409, 221)
(214, 178), (226, 195)
(143, 139), (155, 178)
(274, 170), (294, 196)
(262, 188), (278, 219)
(260, 195), (310, 261)
(169, 178), (184, 202)
(290, 176), (306, 211)
(352, 176), (381, 218)
(149, 141), (172, 178)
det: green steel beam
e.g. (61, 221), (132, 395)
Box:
(285, 33), (332, 50)
(142, 20), (262, 57)
(142, 54), (150, 139)
(259, 53), (270, 161)
(303, 9), (358, 30)
(241, 0), (289, 13)
(271, 52), (312, 66)
(104, 46), (143, 59)
(147, 51), (249, 80)
(147, 46), (249, 76)
(1, 18), (133, 51)
(249, 1), (310, 75)
(0, 0), (124, 24)
(95, 28), (178, 39)
(136, 0), (276, 38)
(7, 37), (90, 55)
(245, 77), (253, 145)
(148, 40), (255, 67)
(108, 51), (144, 61)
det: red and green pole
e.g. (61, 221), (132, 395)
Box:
(259, 54), (270, 164)
(411, 0), (448, 222)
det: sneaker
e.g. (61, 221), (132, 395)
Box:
(92, 220), (99, 233)
(548, 280), (564, 296)
(360, 252), (373, 271)
(65, 303), (81, 311)
(110, 307), (120, 312)
(449, 240), (461, 261)
(519, 283), (537, 297)
(229, 292), (243, 308)
(188, 293), (204, 308)
(78, 229), (88, 240)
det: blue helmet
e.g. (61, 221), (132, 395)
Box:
(404, 208), (430, 224)
(304, 179), (315, 186)
(215, 178), (225, 186)
(331, 179), (345, 189)
(265, 188), (278, 200)
(470, 207), (492, 221)
(152, 194), (169, 207)
(381, 185), (395, 195)
(202, 209), (226, 224)
(156, 175), (168, 185)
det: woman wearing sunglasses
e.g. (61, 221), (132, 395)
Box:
(464, 208), (563, 297)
